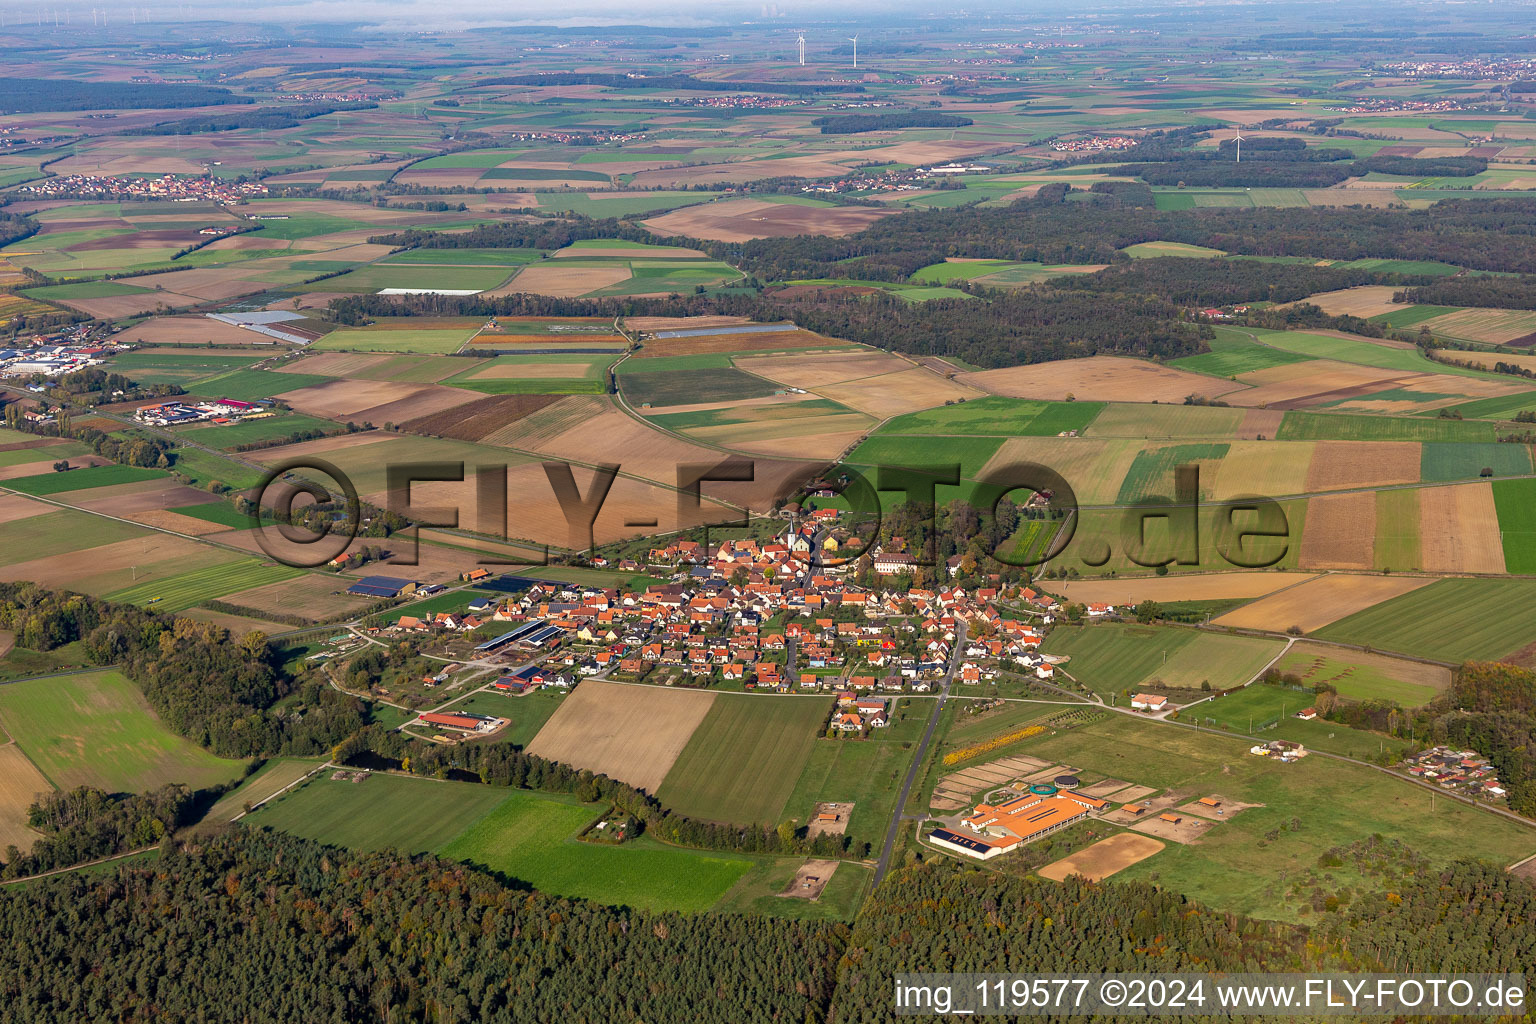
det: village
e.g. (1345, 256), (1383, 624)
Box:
(14, 173), (269, 202)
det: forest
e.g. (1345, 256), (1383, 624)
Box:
(123, 102), (378, 135)
(812, 111), (974, 134)
(1394, 275), (1536, 311)
(0, 829), (1530, 1023)
(0, 77), (250, 114)
(1050, 256), (1437, 306)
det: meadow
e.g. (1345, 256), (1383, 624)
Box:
(438, 789), (755, 912)
(782, 734), (916, 852)
(1492, 478), (1536, 574)
(1276, 412), (1495, 443)
(656, 695), (832, 826)
(1171, 329), (1315, 377)
(877, 397), (1104, 436)
(5, 464), (166, 496)
(0, 670), (245, 794)
(1274, 643), (1445, 707)
(1042, 622), (1282, 697)
(435, 689), (566, 749)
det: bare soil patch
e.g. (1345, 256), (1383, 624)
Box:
(818, 368), (986, 419)
(276, 379), (480, 424)
(1294, 286), (1411, 319)
(1226, 361), (1402, 409)
(0, 745), (49, 859)
(1305, 441), (1420, 491)
(220, 573), (372, 621)
(806, 802), (852, 839)
(402, 394), (564, 442)
(1037, 833), (1165, 881)
(124, 508), (235, 535)
(0, 455), (110, 482)
(779, 860), (839, 901)
(1129, 813), (1215, 844)
(1299, 492), (1377, 571)
(118, 316), (272, 346)
(524, 679), (715, 794)
(0, 494), (53, 526)
(633, 329), (839, 359)
(1237, 408), (1286, 440)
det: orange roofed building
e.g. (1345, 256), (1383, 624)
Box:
(947, 790), (1106, 858)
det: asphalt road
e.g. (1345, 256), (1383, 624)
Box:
(874, 621), (966, 886)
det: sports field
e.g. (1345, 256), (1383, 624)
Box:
(1043, 623), (1281, 697)
(657, 695), (832, 825)
(0, 670), (244, 794)
(439, 789), (754, 913)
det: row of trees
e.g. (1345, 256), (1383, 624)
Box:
(1, 784), (197, 880)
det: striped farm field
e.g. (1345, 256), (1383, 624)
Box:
(1492, 478), (1536, 574)
(1314, 577), (1536, 662)
(313, 328), (478, 354)
(656, 694), (833, 825)
(1041, 623), (1282, 698)
(1419, 442), (1532, 482)
(1213, 573), (1436, 635)
(1209, 441), (1314, 501)
(1418, 307), (1536, 345)
(1084, 403), (1244, 439)
(107, 559), (303, 612)
(1116, 443), (1229, 503)
(1373, 488), (1422, 571)
(5, 464), (166, 496)
(1277, 412), (1495, 443)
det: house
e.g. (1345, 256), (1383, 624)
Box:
(834, 712), (864, 732)
(417, 711), (503, 733)
(1295, 707), (1317, 720)
(1130, 693), (1167, 711)
(347, 575), (417, 599)
(873, 552), (915, 574)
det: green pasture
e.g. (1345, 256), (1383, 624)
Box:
(107, 560), (302, 613)
(1315, 577), (1536, 662)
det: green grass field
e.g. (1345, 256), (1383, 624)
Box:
(312, 328), (478, 354)
(0, 509), (148, 566)
(1492, 478), (1536, 574)
(1043, 623), (1282, 698)
(438, 789), (754, 912)
(0, 670), (245, 794)
(1419, 442), (1532, 483)
(1171, 329), (1316, 377)
(1315, 577), (1536, 662)
(620, 367), (780, 407)
(877, 397), (1104, 437)
(107, 560), (303, 613)
(5, 464), (166, 496)
(1274, 644), (1443, 707)
(1009, 715), (1536, 921)
(1183, 682), (1412, 761)
(248, 771), (511, 853)
(782, 734), (916, 852)
(176, 414), (342, 450)
(435, 689), (566, 749)
(1116, 443), (1228, 503)
(1276, 411), (1494, 443)
(186, 368), (331, 402)
(657, 695), (832, 826)
(381, 248), (546, 267)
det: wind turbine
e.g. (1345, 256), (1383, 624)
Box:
(849, 34), (859, 69)
(796, 30), (806, 66)
(1233, 125), (1243, 164)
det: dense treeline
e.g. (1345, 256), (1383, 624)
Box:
(476, 71), (860, 95)
(1359, 153), (1487, 177)
(0, 830), (844, 1023)
(371, 215), (659, 251)
(1125, 159), (1358, 188)
(0, 78), (250, 114)
(1395, 275), (1536, 311)
(0, 583), (366, 759)
(330, 283), (1212, 369)
(123, 102), (378, 136)
(1, 785), (195, 878)
(812, 111), (973, 134)
(2, 830), (1530, 1023)
(1051, 256), (1436, 306)
(340, 724), (862, 859)
(715, 189), (1536, 277)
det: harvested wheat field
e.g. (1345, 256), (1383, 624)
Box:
(642, 199), (897, 242)
(1236, 408), (1286, 440)
(960, 357), (1246, 404)
(735, 349), (912, 389)
(58, 480), (218, 515)
(58, 291), (207, 318)
(478, 396), (607, 449)
(490, 264), (630, 298)
(1305, 441), (1421, 492)
(1299, 492), (1377, 570)
(1224, 361), (1403, 409)
(124, 508), (235, 535)
(1419, 308), (1536, 346)
(0, 534), (234, 595)
(525, 679), (716, 793)
(0, 455), (110, 481)
(1418, 482), (1505, 573)
(1294, 286), (1411, 319)
(1213, 573), (1437, 633)
(1056, 572), (1320, 607)
(276, 379), (480, 424)
(219, 573), (373, 621)
(0, 744), (50, 858)
(119, 316), (273, 346)
(1210, 441), (1315, 501)
(402, 394), (564, 442)
(1037, 833), (1165, 882)
(817, 368), (985, 419)
(729, 429), (872, 460)
(0, 494), (52, 526)
(248, 431), (395, 463)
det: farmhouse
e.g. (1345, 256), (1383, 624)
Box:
(1130, 693), (1168, 712)
(927, 827), (1022, 861)
(416, 711), (505, 733)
